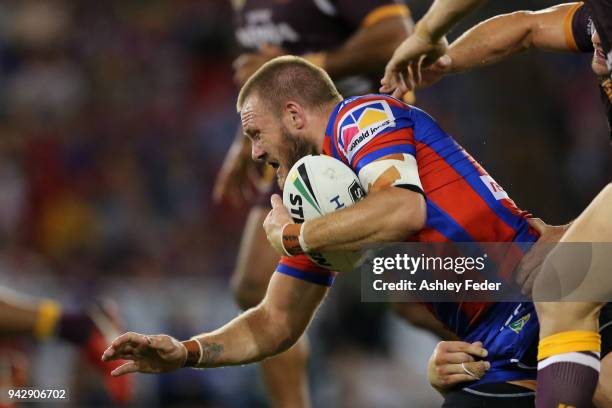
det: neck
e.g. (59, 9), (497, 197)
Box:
(313, 100), (340, 154)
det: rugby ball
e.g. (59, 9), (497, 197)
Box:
(282, 155), (366, 272)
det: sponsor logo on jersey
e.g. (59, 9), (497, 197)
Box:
(480, 175), (509, 201)
(336, 100), (396, 162)
(236, 10), (299, 48)
(509, 313), (531, 334)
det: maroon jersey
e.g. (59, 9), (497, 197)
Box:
(232, 0), (410, 93)
(567, 2), (595, 52)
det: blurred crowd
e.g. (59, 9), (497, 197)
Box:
(0, 1), (610, 407)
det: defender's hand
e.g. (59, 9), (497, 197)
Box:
(380, 30), (448, 98)
(428, 341), (490, 393)
(413, 54), (452, 89)
(233, 44), (286, 86)
(264, 194), (294, 255)
(102, 332), (187, 376)
(515, 218), (569, 296)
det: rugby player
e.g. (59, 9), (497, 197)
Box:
(0, 288), (132, 404)
(216, 2), (440, 406)
(104, 57), (562, 406)
(409, 3), (612, 405)
(380, 1), (612, 406)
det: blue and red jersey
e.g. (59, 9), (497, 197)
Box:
(277, 95), (539, 350)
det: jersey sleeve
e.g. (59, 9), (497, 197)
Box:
(327, 95), (422, 193)
(566, 2), (595, 52)
(276, 255), (337, 286)
(331, 0), (410, 29)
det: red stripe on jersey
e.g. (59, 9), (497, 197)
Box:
(351, 128), (415, 165)
(331, 95), (411, 161)
(323, 136), (333, 156)
(416, 142), (517, 242)
(459, 302), (489, 326)
(462, 157), (531, 222)
(415, 227), (450, 243)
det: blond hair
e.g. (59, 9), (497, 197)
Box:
(236, 55), (342, 113)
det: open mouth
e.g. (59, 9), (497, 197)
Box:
(268, 161), (280, 170)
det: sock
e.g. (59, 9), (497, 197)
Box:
(35, 300), (94, 345)
(56, 309), (95, 346)
(34, 300), (62, 339)
(536, 331), (600, 408)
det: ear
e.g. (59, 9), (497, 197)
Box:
(283, 101), (306, 131)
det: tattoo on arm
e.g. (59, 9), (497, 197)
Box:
(197, 340), (224, 366)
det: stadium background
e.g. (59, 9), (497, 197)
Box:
(0, 0), (610, 407)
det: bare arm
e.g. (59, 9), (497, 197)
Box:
(302, 187), (425, 252)
(323, 15), (412, 79)
(380, 0), (485, 96)
(191, 273), (326, 367)
(418, 0), (487, 42)
(102, 273), (327, 374)
(265, 186), (426, 255)
(445, 3), (578, 74)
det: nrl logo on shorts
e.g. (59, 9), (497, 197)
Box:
(509, 313), (531, 334)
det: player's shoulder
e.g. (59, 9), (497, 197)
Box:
(336, 93), (408, 114)
(328, 94), (411, 136)
(324, 94), (415, 161)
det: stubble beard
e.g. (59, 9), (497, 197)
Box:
(277, 127), (318, 189)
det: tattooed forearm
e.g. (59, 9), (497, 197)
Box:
(196, 340), (224, 367)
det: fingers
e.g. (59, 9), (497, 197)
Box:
(437, 54), (452, 70)
(270, 194), (283, 208)
(437, 351), (475, 364)
(440, 341), (488, 358)
(415, 55), (426, 87)
(527, 217), (547, 235)
(515, 251), (543, 294)
(111, 361), (140, 377)
(521, 265), (540, 296)
(462, 360), (490, 379)
(380, 63), (397, 93)
(437, 360), (491, 376)
(391, 76), (409, 99)
(103, 332), (168, 362)
(102, 332), (147, 361)
(443, 373), (482, 385)
(148, 335), (174, 354)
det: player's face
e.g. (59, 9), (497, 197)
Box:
(591, 29), (610, 76)
(241, 96), (316, 188)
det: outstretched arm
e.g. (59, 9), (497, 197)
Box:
(418, 0), (487, 43)
(388, 3), (582, 91)
(102, 273), (327, 375)
(432, 3), (579, 79)
(380, 0), (485, 96)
